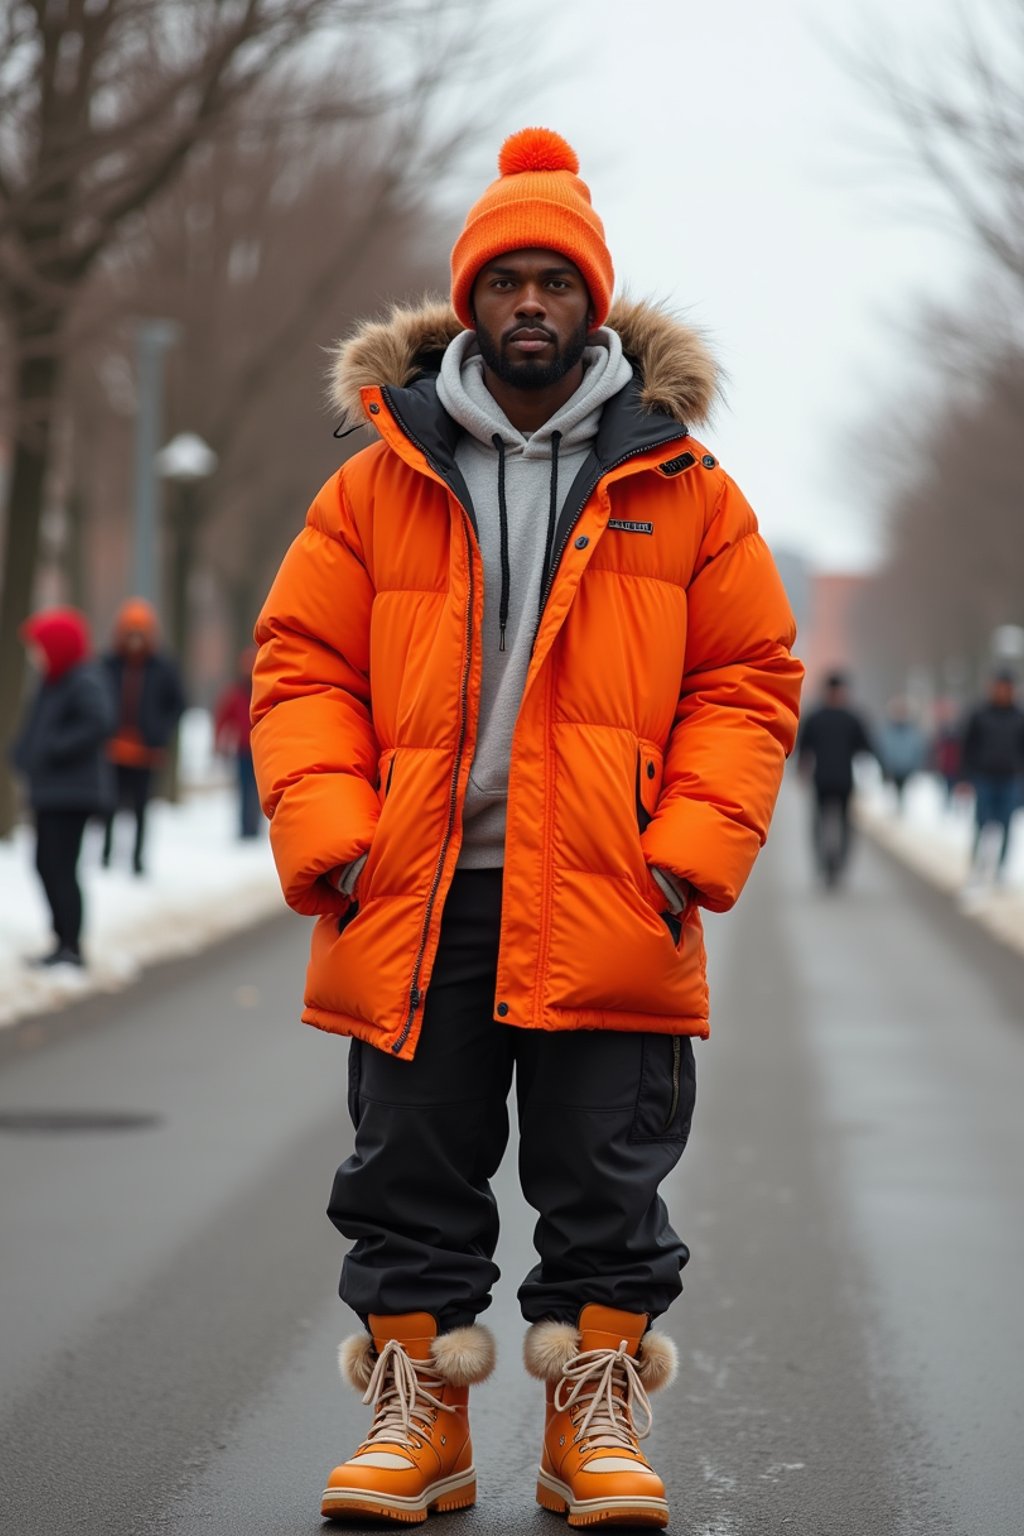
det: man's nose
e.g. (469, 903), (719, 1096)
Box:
(516, 287), (546, 316)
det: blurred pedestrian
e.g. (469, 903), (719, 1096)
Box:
(962, 671), (1024, 884)
(797, 670), (874, 886)
(100, 598), (185, 875)
(930, 697), (963, 805)
(11, 608), (115, 968)
(877, 696), (926, 810)
(214, 646), (261, 839)
(253, 127), (802, 1527)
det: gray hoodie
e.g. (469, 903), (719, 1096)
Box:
(436, 328), (634, 868)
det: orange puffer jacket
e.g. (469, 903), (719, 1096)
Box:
(252, 299), (803, 1060)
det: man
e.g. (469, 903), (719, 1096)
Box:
(214, 646), (261, 839)
(13, 608), (115, 967)
(962, 671), (1024, 883)
(253, 128), (803, 1529)
(101, 598), (185, 875)
(796, 670), (874, 887)
(877, 696), (926, 812)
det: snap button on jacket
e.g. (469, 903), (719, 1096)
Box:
(252, 299), (804, 1060)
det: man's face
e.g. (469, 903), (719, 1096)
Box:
(123, 629), (147, 657)
(992, 678), (1015, 707)
(471, 248), (592, 392)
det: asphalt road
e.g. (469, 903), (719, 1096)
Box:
(2, 785), (1023, 1536)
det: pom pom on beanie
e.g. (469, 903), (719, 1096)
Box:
(497, 128), (580, 177)
(451, 128), (613, 330)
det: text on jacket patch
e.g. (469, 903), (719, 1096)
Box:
(607, 519), (654, 535)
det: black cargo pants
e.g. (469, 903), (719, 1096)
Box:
(328, 869), (695, 1333)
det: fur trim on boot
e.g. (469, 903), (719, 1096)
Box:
(524, 1320), (581, 1383)
(636, 1329), (678, 1392)
(523, 1319), (678, 1390)
(339, 1331), (376, 1391)
(431, 1324), (497, 1386)
(338, 1323), (496, 1392)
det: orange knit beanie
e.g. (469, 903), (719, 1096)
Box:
(451, 128), (614, 330)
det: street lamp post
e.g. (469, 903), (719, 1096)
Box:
(155, 433), (218, 801)
(132, 320), (179, 603)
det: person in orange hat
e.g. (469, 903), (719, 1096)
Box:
(213, 645), (261, 839)
(100, 598), (185, 875)
(12, 608), (115, 966)
(253, 128), (803, 1527)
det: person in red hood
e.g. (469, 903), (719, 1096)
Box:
(100, 598), (185, 875)
(214, 646), (261, 839)
(12, 608), (115, 967)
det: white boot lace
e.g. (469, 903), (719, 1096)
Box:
(553, 1342), (654, 1452)
(361, 1339), (456, 1450)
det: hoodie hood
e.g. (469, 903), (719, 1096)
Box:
(21, 608), (91, 680)
(329, 296), (720, 435)
(436, 325), (634, 457)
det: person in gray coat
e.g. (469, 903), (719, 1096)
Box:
(12, 608), (115, 966)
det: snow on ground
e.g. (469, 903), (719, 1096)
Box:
(2, 711), (1021, 1030)
(0, 711), (284, 1029)
(856, 764), (1024, 958)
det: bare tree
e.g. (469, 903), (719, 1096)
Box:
(0, 0), (484, 833)
(835, 2), (1024, 702)
(849, 331), (1024, 697)
(838, 0), (1024, 292)
(56, 65), (484, 686)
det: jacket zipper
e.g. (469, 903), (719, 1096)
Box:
(529, 431), (689, 1016)
(663, 1037), (682, 1132)
(381, 389), (477, 1056)
(534, 432), (688, 645)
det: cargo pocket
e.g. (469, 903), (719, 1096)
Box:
(629, 1034), (696, 1144)
(346, 1038), (363, 1130)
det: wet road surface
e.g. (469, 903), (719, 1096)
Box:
(1, 785), (1022, 1535)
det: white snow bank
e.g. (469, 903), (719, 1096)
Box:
(856, 765), (1024, 958)
(0, 712), (284, 1028)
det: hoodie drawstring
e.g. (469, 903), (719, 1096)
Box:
(539, 431), (561, 622)
(493, 429), (563, 655)
(493, 434), (511, 652)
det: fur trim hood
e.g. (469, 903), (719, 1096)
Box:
(329, 297), (720, 435)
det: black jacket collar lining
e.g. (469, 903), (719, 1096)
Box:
(382, 372), (687, 540)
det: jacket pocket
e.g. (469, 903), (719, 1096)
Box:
(634, 741), (664, 834)
(629, 1034), (696, 1144)
(336, 900), (359, 936)
(377, 747), (398, 802)
(353, 747), (399, 904)
(661, 909), (683, 946)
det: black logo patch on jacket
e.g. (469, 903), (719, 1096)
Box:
(659, 452), (696, 476)
(608, 519), (654, 536)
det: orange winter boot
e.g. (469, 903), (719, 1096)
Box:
(321, 1312), (494, 1524)
(525, 1304), (677, 1529)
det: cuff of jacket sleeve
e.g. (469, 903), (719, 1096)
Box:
(334, 852), (368, 897)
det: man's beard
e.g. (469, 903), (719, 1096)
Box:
(475, 313), (590, 391)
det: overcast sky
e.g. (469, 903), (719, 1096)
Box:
(443, 0), (979, 572)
